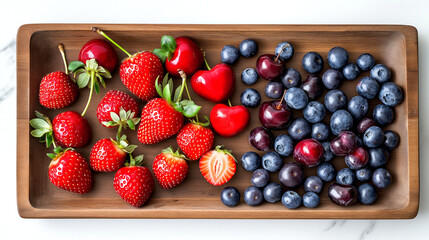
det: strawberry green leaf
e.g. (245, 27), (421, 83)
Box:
(53, 146), (62, 154)
(97, 66), (112, 78)
(45, 132), (53, 148)
(160, 35), (176, 54)
(155, 76), (163, 98)
(110, 112), (120, 123)
(30, 129), (47, 138)
(127, 119), (135, 130)
(163, 80), (172, 103)
(68, 61), (85, 73)
(77, 73), (90, 88)
(123, 144), (138, 153)
(119, 109), (127, 121)
(182, 104), (201, 118)
(172, 102), (184, 113)
(134, 155), (144, 165)
(29, 118), (50, 130)
(94, 80), (100, 94)
(86, 59), (98, 70)
(102, 121), (116, 127)
(47, 153), (56, 159)
(153, 48), (167, 63)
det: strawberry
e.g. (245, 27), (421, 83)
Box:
(96, 90), (139, 128)
(39, 44), (78, 109)
(177, 120), (214, 161)
(114, 155), (154, 207)
(48, 148), (93, 194)
(199, 145), (236, 186)
(152, 147), (189, 189)
(52, 111), (92, 148)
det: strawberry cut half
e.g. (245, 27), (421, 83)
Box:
(199, 145), (236, 186)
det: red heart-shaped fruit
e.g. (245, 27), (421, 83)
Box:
(210, 104), (250, 137)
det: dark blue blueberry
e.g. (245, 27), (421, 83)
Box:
(379, 82), (403, 107)
(240, 88), (261, 108)
(288, 118), (311, 141)
(239, 39), (258, 58)
(285, 87), (308, 110)
(281, 67), (301, 88)
(274, 134), (294, 157)
(241, 151), (261, 172)
(356, 76), (380, 99)
(220, 45), (239, 65)
(336, 168), (355, 185)
(372, 168), (392, 189)
(356, 168), (372, 182)
(304, 176), (323, 194)
(251, 169), (270, 188)
(220, 187), (240, 207)
(358, 183), (378, 205)
(324, 89), (348, 113)
(363, 126), (384, 148)
(330, 110), (353, 135)
(302, 52), (324, 74)
(263, 182), (283, 203)
(241, 68), (258, 85)
(384, 130), (400, 150)
(265, 81), (284, 99)
(281, 191), (302, 209)
(262, 151), (283, 172)
(244, 186), (263, 206)
(303, 101), (326, 123)
(369, 148), (389, 168)
(327, 47), (349, 69)
(303, 192), (320, 208)
(312, 123), (330, 141)
(373, 104), (395, 126)
(348, 96), (369, 119)
(370, 64), (391, 83)
(275, 42), (294, 61)
(342, 62), (360, 80)
(322, 142), (334, 161)
(322, 69), (343, 89)
(356, 53), (375, 71)
(317, 162), (336, 182)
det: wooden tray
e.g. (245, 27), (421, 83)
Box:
(17, 24), (419, 219)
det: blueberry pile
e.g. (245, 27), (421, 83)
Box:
(220, 42), (403, 209)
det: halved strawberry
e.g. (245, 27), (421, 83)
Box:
(152, 147), (188, 189)
(199, 145), (236, 186)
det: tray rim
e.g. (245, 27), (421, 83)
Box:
(16, 24), (419, 219)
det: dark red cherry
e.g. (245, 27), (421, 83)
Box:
(301, 74), (323, 100)
(278, 162), (304, 188)
(256, 54), (285, 81)
(345, 147), (369, 170)
(330, 131), (358, 156)
(356, 118), (377, 136)
(249, 127), (274, 151)
(328, 183), (358, 207)
(293, 139), (324, 167)
(258, 100), (292, 130)
(79, 39), (118, 73)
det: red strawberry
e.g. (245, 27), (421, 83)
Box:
(52, 111), (92, 148)
(114, 155), (154, 207)
(48, 148), (93, 194)
(152, 147), (189, 189)
(177, 121), (214, 161)
(39, 44), (78, 109)
(199, 145), (236, 186)
(96, 90), (139, 128)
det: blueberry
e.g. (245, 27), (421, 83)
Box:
(262, 151), (283, 172)
(356, 76), (380, 99)
(275, 42), (294, 61)
(303, 192), (320, 208)
(348, 96), (369, 119)
(281, 67), (301, 88)
(330, 110), (353, 135)
(239, 39), (258, 58)
(281, 191), (302, 209)
(312, 123), (330, 141)
(368, 148), (389, 168)
(322, 69), (343, 89)
(372, 168), (392, 189)
(342, 63), (360, 80)
(251, 169), (270, 188)
(370, 64), (391, 83)
(356, 168), (372, 182)
(336, 168), (355, 185)
(373, 104), (395, 126)
(322, 142), (334, 161)
(241, 68), (259, 85)
(384, 130), (400, 150)
(358, 183), (378, 205)
(221, 45), (239, 65)
(244, 186), (264, 206)
(265, 81), (284, 99)
(304, 176), (323, 194)
(356, 53), (375, 71)
(302, 52), (324, 74)
(285, 87), (308, 110)
(241, 151), (261, 172)
(240, 88), (261, 108)
(220, 187), (240, 207)
(288, 118), (311, 141)
(263, 182), (283, 203)
(379, 82), (403, 107)
(274, 134), (294, 157)
(363, 126), (384, 148)
(303, 101), (326, 123)
(324, 89), (348, 113)
(327, 47), (349, 69)
(317, 162), (336, 182)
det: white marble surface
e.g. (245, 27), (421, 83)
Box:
(1, 0), (428, 239)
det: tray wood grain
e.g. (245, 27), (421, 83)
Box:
(17, 24), (419, 219)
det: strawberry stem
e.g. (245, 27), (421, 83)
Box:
(227, 99), (232, 107)
(116, 123), (123, 142)
(92, 27), (131, 57)
(58, 44), (68, 74)
(81, 71), (95, 117)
